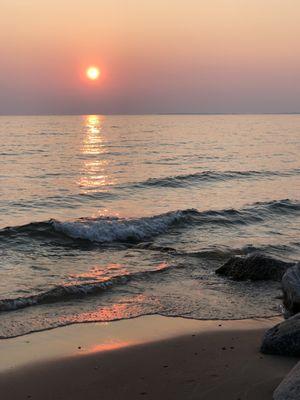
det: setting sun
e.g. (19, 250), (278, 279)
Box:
(86, 66), (100, 80)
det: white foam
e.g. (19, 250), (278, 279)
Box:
(51, 211), (191, 243)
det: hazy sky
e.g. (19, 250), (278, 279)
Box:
(1, 0), (300, 114)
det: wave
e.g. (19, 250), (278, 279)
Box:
(133, 169), (300, 188)
(51, 210), (195, 243)
(0, 209), (199, 244)
(1, 250), (297, 314)
(137, 242), (300, 263)
(1, 199), (299, 244)
(0, 263), (173, 313)
(1, 170), (298, 212)
(0, 190), (117, 209)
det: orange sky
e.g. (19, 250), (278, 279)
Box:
(1, 0), (300, 114)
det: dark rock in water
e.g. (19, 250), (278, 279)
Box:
(261, 313), (300, 356)
(274, 361), (300, 400)
(215, 253), (293, 281)
(282, 263), (300, 316)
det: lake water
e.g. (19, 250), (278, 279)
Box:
(0, 114), (299, 338)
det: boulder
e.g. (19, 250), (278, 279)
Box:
(274, 361), (300, 400)
(215, 253), (293, 281)
(282, 263), (300, 316)
(261, 313), (300, 356)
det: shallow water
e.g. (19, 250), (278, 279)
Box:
(0, 114), (299, 337)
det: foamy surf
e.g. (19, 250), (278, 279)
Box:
(1, 199), (299, 244)
(50, 209), (195, 243)
(0, 262), (173, 312)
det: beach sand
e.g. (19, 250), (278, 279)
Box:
(0, 315), (297, 400)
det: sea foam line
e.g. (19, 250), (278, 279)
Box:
(0, 263), (173, 313)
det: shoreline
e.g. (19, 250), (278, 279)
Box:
(0, 311), (282, 341)
(0, 315), (297, 399)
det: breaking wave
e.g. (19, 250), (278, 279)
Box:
(1, 199), (299, 245)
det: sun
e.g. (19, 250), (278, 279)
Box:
(86, 66), (100, 80)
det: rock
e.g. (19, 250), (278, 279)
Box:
(282, 263), (300, 316)
(261, 313), (300, 356)
(215, 253), (293, 281)
(274, 361), (300, 400)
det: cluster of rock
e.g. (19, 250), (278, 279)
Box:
(216, 253), (300, 399)
(273, 362), (300, 400)
(215, 253), (293, 282)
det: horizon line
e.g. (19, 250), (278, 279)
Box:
(1, 112), (300, 117)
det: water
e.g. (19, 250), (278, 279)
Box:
(0, 114), (299, 338)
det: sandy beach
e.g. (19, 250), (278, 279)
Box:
(0, 315), (297, 400)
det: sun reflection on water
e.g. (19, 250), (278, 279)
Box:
(82, 115), (104, 155)
(78, 115), (115, 192)
(60, 294), (156, 325)
(69, 264), (126, 282)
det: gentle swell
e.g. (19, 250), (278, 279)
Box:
(0, 263), (173, 313)
(1, 199), (299, 244)
(137, 243), (300, 262)
(134, 169), (300, 188)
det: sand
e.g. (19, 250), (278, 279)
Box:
(0, 315), (297, 400)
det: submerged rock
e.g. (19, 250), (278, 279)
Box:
(215, 253), (293, 281)
(261, 313), (300, 356)
(282, 263), (300, 316)
(274, 361), (300, 400)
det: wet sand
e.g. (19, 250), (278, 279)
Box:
(0, 315), (297, 400)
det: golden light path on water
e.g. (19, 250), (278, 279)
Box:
(79, 115), (115, 193)
(74, 115), (151, 324)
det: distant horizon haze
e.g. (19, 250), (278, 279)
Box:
(1, 113), (300, 117)
(1, 0), (300, 115)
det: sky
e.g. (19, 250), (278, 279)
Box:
(1, 0), (300, 114)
